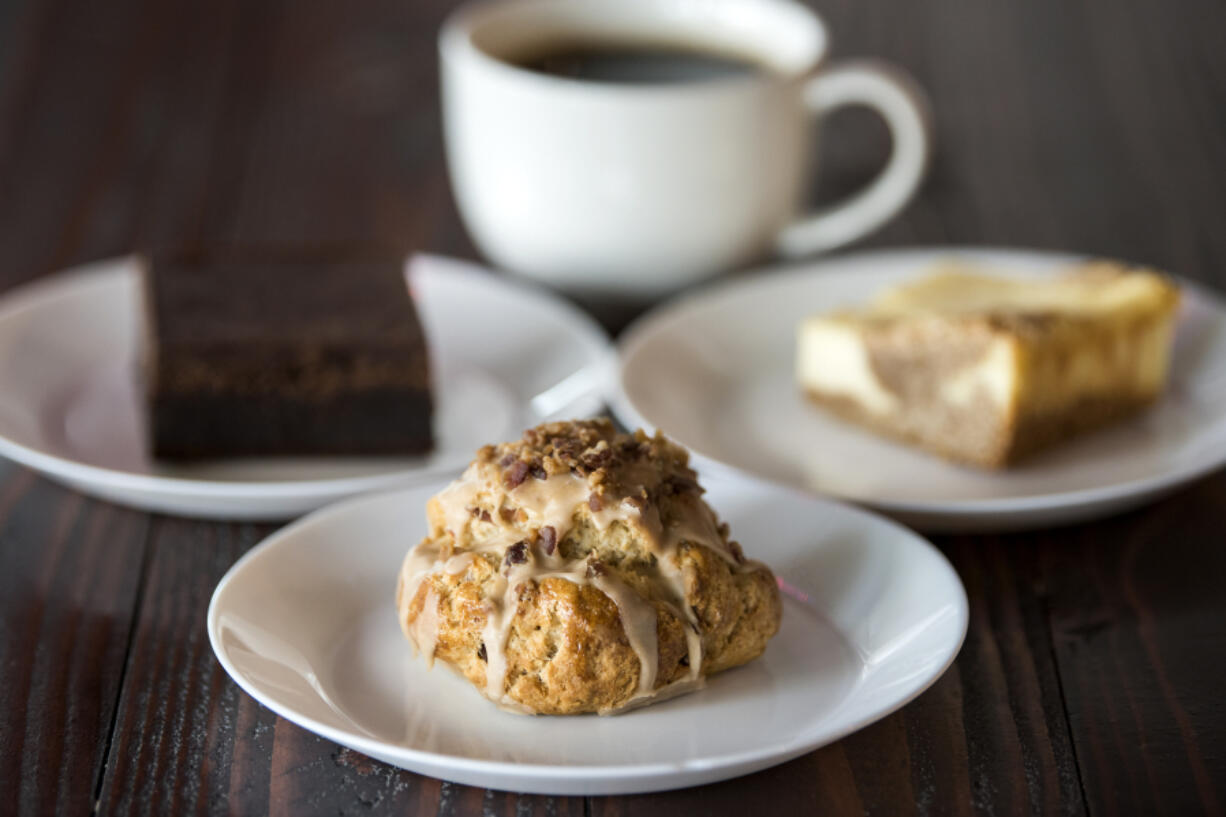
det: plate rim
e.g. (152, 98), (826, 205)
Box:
(0, 254), (613, 500)
(609, 245), (1226, 520)
(206, 474), (969, 793)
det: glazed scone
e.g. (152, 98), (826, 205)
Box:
(395, 419), (781, 715)
(796, 262), (1181, 467)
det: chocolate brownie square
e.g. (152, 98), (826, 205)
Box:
(144, 253), (432, 458)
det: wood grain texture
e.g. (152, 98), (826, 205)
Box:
(1044, 476), (1226, 817)
(599, 533), (1088, 817)
(91, 517), (586, 816)
(0, 464), (149, 816)
(93, 518), (266, 815)
(0, 0), (1224, 813)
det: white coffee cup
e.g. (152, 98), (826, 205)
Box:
(441, 0), (931, 298)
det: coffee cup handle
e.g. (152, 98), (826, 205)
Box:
(776, 61), (932, 257)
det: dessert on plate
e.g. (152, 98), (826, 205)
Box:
(795, 261), (1180, 467)
(395, 419), (781, 715)
(143, 252), (433, 459)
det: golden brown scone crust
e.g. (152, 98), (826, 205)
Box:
(396, 419), (782, 715)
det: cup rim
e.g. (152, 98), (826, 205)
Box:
(439, 0), (829, 95)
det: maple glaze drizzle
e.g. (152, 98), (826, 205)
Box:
(397, 459), (760, 714)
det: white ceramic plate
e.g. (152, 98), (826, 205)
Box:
(208, 472), (967, 795)
(611, 247), (1226, 532)
(0, 254), (610, 519)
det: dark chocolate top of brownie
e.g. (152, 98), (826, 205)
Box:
(146, 255), (426, 349)
(144, 254), (431, 396)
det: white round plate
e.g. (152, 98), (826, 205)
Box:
(611, 247), (1226, 532)
(208, 471), (967, 796)
(0, 254), (610, 519)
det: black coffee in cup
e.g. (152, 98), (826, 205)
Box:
(512, 40), (767, 84)
(443, 0), (930, 295)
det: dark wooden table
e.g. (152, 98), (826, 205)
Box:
(2, 0), (1224, 814)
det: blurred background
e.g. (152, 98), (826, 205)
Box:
(1, 0), (1222, 304)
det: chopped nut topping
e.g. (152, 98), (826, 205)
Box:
(538, 525), (557, 556)
(662, 474), (700, 495)
(506, 541), (529, 564)
(729, 541), (746, 564)
(505, 460), (528, 489)
(580, 445), (612, 472)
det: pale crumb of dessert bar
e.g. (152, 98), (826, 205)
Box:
(795, 262), (1181, 467)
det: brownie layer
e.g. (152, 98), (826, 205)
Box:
(143, 253), (433, 459)
(150, 390), (433, 458)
